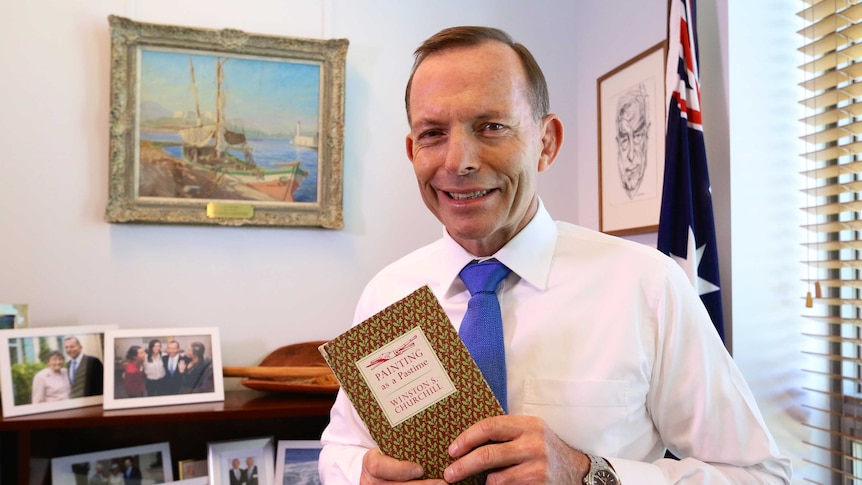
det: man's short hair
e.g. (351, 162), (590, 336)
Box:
(405, 26), (550, 124)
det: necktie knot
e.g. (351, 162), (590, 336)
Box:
(460, 260), (511, 295)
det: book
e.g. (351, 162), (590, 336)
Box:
(319, 285), (504, 485)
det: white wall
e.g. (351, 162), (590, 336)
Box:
(0, 0), (808, 481)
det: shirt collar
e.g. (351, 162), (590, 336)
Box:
(439, 198), (557, 297)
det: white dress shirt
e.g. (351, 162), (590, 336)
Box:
(319, 201), (791, 484)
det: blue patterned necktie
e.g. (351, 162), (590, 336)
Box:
(70, 359), (77, 384)
(459, 259), (511, 413)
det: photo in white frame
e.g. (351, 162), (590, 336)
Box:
(103, 327), (224, 410)
(50, 441), (173, 485)
(208, 436), (274, 485)
(0, 325), (114, 417)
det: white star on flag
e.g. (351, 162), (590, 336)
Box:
(670, 227), (720, 296)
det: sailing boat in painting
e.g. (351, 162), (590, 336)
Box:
(138, 51), (315, 203)
(179, 58), (308, 201)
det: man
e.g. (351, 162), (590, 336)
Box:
(123, 457), (142, 485)
(245, 457), (259, 485)
(229, 458), (246, 485)
(160, 340), (186, 395)
(615, 83), (651, 199)
(318, 26), (791, 484)
(64, 336), (104, 398)
(88, 463), (109, 485)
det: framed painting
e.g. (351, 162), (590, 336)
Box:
(102, 327), (224, 410)
(0, 325), (114, 418)
(208, 436), (275, 485)
(105, 16), (348, 229)
(597, 41), (667, 235)
(51, 442), (172, 485)
(274, 440), (322, 485)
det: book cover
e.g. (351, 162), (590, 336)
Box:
(319, 285), (504, 485)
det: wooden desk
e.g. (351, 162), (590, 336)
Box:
(0, 390), (334, 484)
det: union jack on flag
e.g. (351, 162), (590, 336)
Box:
(657, 0), (725, 342)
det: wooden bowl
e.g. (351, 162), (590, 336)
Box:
(225, 341), (339, 395)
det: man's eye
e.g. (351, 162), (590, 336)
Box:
(484, 123), (505, 131)
(418, 129), (443, 139)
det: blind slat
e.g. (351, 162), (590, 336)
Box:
(801, 158), (862, 178)
(801, 179), (862, 196)
(800, 81), (862, 109)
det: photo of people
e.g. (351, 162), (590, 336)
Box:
(208, 437), (272, 485)
(0, 326), (111, 418)
(103, 328), (223, 411)
(51, 442), (172, 485)
(112, 335), (215, 399)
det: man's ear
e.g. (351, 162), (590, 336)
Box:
(405, 133), (416, 163)
(538, 114), (564, 172)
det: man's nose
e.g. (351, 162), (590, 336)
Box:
(444, 128), (479, 175)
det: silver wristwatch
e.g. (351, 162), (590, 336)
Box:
(582, 454), (620, 485)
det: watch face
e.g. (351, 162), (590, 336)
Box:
(594, 469), (620, 485)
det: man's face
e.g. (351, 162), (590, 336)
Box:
(406, 41), (558, 257)
(246, 458), (254, 467)
(232, 459), (240, 469)
(64, 339), (82, 359)
(616, 100), (649, 197)
(167, 342), (179, 357)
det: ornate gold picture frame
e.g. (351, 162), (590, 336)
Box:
(105, 16), (348, 229)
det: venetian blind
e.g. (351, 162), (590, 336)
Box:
(799, 0), (862, 482)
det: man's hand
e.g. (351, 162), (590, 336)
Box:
(360, 448), (445, 485)
(443, 415), (591, 484)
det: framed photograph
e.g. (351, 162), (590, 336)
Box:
(0, 325), (113, 418)
(179, 458), (209, 480)
(0, 303), (28, 329)
(208, 436), (274, 485)
(103, 327), (224, 410)
(274, 440), (322, 485)
(105, 15), (348, 229)
(597, 41), (667, 235)
(165, 478), (208, 485)
(51, 442), (172, 485)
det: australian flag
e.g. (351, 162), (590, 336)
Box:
(657, 0), (725, 342)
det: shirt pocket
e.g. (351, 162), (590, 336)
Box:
(523, 378), (630, 451)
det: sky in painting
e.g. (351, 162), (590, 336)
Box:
(139, 47), (321, 138)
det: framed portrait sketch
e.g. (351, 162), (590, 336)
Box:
(105, 16), (348, 229)
(597, 41), (667, 235)
(51, 442), (172, 485)
(274, 440), (322, 485)
(102, 327), (224, 411)
(208, 436), (274, 485)
(0, 325), (114, 418)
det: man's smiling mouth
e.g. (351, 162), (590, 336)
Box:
(448, 189), (492, 200)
